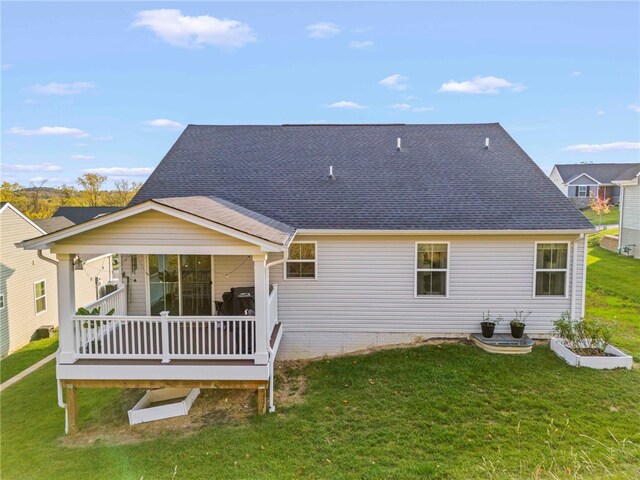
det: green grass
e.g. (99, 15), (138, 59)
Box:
(581, 205), (620, 226)
(0, 333), (58, 383)
(586, 231), (640, 361)
(1, 347), (639, 480)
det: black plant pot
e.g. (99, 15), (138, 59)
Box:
(480, 322), (495, 338)
(510, 322), (525, 339)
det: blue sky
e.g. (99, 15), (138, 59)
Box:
(2, 1), (639, 187)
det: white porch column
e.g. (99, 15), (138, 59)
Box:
(56, 254), (77, 364)
(253, 254), (269, 365)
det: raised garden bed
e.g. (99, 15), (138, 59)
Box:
(550, 338), (632, 370)
(128, 388), (200, 425)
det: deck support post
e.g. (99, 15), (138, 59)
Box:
(56, 254), (77, 364)
(65, 383), (79, 434)
(253, 254), (269, 365)
(257, 385), (267, 414)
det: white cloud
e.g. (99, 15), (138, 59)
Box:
(29, 176), (70, 184)
(84, 167), (153, 177)
(596, 110), (605, 116)
(132, 9), (256, 49)
(3, 162), (63, 172)
(349, 40), (374, 49)
(629, 103), (640, 113)
(390, 103), (434, 113)
(571, 71), (582, 76)
(70, 154), (95, 161)
(327, 100), (366, 109)
(144, 118), (185, 130)
(306, 22), (340, 39)
(379, 74), (408, 91)
(7, 126), (89, 138)
(30, 82), (95, 95)
(439, 76), (525, 94)
(563, 142), (640, 153)
(94, 135), (113, 141)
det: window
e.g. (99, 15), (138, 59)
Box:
(0, 294), (4, 309)
(34, 280), (46, 314)
(416, 243), (448, 296)
(286, 242), (317, 279)
(147, 254), (212, 316)
(577, 186), (587, 197)
(535, 243), (568, 297)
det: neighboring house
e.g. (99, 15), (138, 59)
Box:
(0, 203), (114, 357)
(21, 123), (595, 432)
(549, 163), (640, 208)
(613, 164), (640, 258)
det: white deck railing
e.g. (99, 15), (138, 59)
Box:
(82, 286), (127, 316)
(72, 314), (256, 361)
(268, 284), (279, 334)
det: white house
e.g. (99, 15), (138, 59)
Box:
(20, 123), (595, 433)
(0, 203), (114, 357)
(613, 165), (640, 258)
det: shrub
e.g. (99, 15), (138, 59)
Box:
(553, 311), (613, 355)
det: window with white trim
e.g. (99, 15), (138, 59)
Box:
(286, 242), (316, 279)
(535, 243), (568, 296)
(416, 243), (448, 296)
(577, 186), (587, 197)
(0, 294), (5, 309)
(34, 280), (47, 314)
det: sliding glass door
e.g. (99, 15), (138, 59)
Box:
(148, 254), (212, 316)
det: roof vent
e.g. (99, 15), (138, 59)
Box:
(397, 137), (402, 152)
(484, 138), (490, 149)
(328, 165), (335, 180)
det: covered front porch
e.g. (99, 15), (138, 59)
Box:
(21, 196), (296, 433)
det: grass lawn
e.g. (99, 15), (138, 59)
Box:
(0, 333), (58, 383)
(1, 346), (639, 479)
(581, 205), (620, 226)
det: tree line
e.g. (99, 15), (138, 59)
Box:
(1, 173), (142, 219)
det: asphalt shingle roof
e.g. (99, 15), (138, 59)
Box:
(53, 206), (122, 224)
(34, 216), (75, 233)
(152, 196), (296, 246)
(555, 163), (640, 184)
(132, 124), (593, 231)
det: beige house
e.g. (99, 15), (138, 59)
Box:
(613, 165), (640, 258)
(0, 203), (113, 357)
(20, 124), (596, 433)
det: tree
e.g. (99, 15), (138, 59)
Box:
(589, 195), (610, 227)
(28, 178), (48, 217)
(0, 182), (29, 212)
(111, 179), (143, 207)
(77, 173), (107, 206)
(59, 184), (80, 206)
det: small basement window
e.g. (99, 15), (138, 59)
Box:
(535, 243), (568, 297)
(416, 243), (449, 296)
(34, 280), (47, 314)
(0, 294), (5, 309)
(286, 242), (317, 279)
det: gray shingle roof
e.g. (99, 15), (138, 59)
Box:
(151, 196), (295, 246)
(132, 124), (593, 231)
(34, 216), (75, 233)
(613, 164), (640, 182)
(555, 163), (640, 184)
(53, 206), (122, 224)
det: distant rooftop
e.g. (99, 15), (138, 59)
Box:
(554, 163), (640, 184)
(52, 206), (122, 224)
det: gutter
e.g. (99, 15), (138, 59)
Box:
(38, 249), (59, 265)
(295, 228), (597, 236)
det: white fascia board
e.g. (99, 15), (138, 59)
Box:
(21, 201), (286, 252)
(566, 173), (601, 185)
(295, 228), (597, 236)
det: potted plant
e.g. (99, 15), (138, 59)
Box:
(510, 309), (531, 339)
(551, 312), (632, 369)
(480, 311), (503, 338)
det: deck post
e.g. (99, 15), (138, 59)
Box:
(257, 385), (267, 414)
(56, 254), (77, 364)
(160, 311), (171, 363)
(65, 383), (79, 434)
(253, 254), (269, 365)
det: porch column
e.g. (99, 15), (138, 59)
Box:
(57, 254), (77, 364)
(253, 254), (269, 365)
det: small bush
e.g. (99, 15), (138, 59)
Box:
(553, 311), (613, 355)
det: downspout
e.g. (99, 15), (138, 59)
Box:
(570, 236), (579, 320)
(264, 247), (289, 413)
(38, 249), (59, 265)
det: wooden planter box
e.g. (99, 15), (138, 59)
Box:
(128, 388), (200, 425)
(550, 338), (632, 370)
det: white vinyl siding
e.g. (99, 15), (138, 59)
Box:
(269, 234), (587, 358)
(121, 254), (148, 315)
(74, 255), (113, 309)
(213, 255), (254, 301)
(619, 184), (640, 258)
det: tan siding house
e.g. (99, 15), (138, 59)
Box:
(616, 179), (640, 258)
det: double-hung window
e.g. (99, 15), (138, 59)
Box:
(534, 243), (568, 297)
(286, 242), (317, 279)
(34, 280), (47, 314)
(577, 186), (587, 197)
(416, 243), (448, 296)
